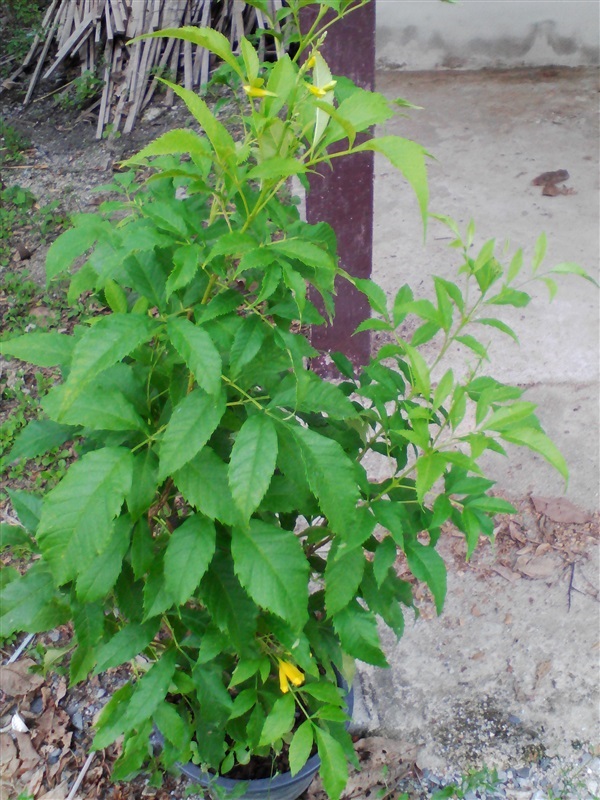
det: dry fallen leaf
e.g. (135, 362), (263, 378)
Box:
(531, 496), (592, 524)
(492, 565), (521, 582)
(14, 730), (41, 774)
(0, 733), (19, 778)
(535, 659), (552, 686)
(515, 554), (560, 580)
(1, 659), (45, 697)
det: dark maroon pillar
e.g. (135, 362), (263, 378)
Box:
(302, 3), (376, 377)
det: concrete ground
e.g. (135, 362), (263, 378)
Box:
(373, 66), (599, 513)
(354, 66), (600, 772)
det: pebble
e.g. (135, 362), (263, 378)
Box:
(71, 710), (84, 730)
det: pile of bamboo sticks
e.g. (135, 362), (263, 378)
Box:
(7, 0), (283, 139)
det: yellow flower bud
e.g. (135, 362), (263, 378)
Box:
(278, 659), (305, 693)
(243, 85), (277, 98)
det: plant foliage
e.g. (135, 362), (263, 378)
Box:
(0, 1), (594, 797)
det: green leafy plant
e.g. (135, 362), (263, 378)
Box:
(1, 0), (46, 75)
(0, 117), (32, 164)
(0, 183), (65, 267)
(0, 1), (594, 798)
(432, 766), (500, 799)
(55, 69), (104, 110)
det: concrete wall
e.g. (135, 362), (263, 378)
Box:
(376, 0), (600, 70)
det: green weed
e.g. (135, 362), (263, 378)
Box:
(0, 117), (32, 164)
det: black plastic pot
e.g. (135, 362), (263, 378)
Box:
(171, 672), (354, 800)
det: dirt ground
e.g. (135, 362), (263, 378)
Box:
(1, 68), (599, 799)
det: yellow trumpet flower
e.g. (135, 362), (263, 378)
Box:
(243, 85), (278, 98)
(306, 55), (316, 69)
(306, 80), (337, 98)
(278, 659), (305, 694)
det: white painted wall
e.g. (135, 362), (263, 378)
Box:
(376, 0), (600, 70)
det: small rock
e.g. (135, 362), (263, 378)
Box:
(514, 767), (531, 779)
(48, 748), (62, 765)
(96, 688), (107, 699)
(71, 711), (84, 730)
(530, 791), (547, 800)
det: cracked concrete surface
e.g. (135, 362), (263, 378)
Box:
(354, 66), (600, 771)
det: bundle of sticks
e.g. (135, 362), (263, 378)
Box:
(7, 0), (283, 139)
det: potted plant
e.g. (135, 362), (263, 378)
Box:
(0, 2), (594, 798)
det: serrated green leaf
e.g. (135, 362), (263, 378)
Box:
(94, 619), (160, 674)
(43, 384), (148, 432)
(372, 500), (405, 549)
(486, 287), (531, 307)
(142, 557), (175, 620)
(323, 88), (393, 145)
(229, 415), (278, 521)
(456, 334), (489, 360)
(59, 315), (158, 415)
(139, 26), (243, 78)
(168, 317), (222, 396)
(532, 232), (547, 272)
(173, 446), (240, 525)
(405, 344), (431, 397)
(352, 278), (390, 319)
(70, 602), (105, 683)
(200, 550), (258, 654)
(315, 727), (349, 800)
(104, 280), (128, 313)
(164, 515), (216, 605)
(232, 519), (308, 631)
(258, 693), (295, 746)
(353, 318), (393, 334)
(432, 369), (454, 411)
(122, 128), (211, 165)
(474, 317), (519, 343)
(156, 79), (236, 163)
(500, 426), (568, 482)
(76, 516), (132, 602)
(325, 547), (365, 617)
(46, 221), (106, 282)
(6, 489), (42, 533)
(246, 158), (307, 181)
(0, 563), (69, 638)
(229, 315), (267, 377)
(144, 200), (189, 237)
(130, 519), (154, 580)
(93, 650), (177, 749)
(154, 701), (190, 751)
(373, 536), (398, 587)
(2, 332), (75, 367)
(166, 244), (203, 299)
(357, 136), (429, 229)
(404, 541), (447, 614)
(549, 262), (598, 286)
(289, 721), (314, 776)
(289, 424), (359, 538)
(465, 496), (516, 515)
(507, 247), (524, 282)
(127, 450), (159, 521)
(333, 601), (387, 667)
(482, 401), (538, 431)
(0, 523), (31, 550)
(269, 238), (336, 274)
(8, 419), (77, 464)
(37, 447), (134, 585)
(112, 720), (153, 781)
(158, 388), (226, 480)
